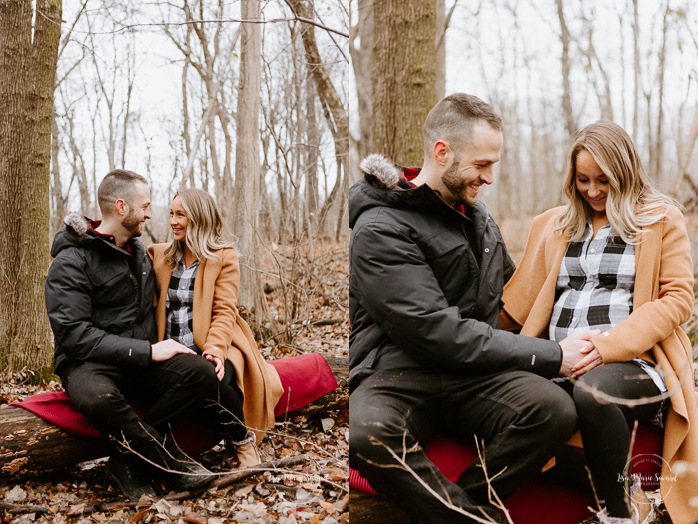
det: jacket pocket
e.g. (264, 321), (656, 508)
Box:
(90, 270), (138, 307)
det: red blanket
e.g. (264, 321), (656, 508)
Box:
(350, 423), (664, 524)
(10, 353), (338, 455)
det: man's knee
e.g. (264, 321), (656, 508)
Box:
(527, 381), (578, 440)
(349, 401), (403, 468)
(69, 383), (125, 421)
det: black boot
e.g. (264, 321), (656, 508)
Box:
(110, 422), (215, 494)
(105, 454), (158, 501)
(160, 436), (217, 493)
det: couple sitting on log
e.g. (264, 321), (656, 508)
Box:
(348, 93), (698, 524)
(45, 172), (283, 500)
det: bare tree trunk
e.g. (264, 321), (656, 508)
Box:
(285, 0), (349, 237)
(371, 0), (436, 166)
(632, 0), (640, 138)
(435, 0), (446, 100)
(233, 0), (267, 321)
(349, 0), (373, 176)
(653, 0), (669, 181)
(556, 0), (575, 142)
(434, 0), (458, 101)
(580, 16), (613, 121)
(0, 0), (62, 376)
(49, 118), (66, 237)
(305, 80), (320, 239)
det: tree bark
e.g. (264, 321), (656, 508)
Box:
(0, 0), (62, 376)
(233, 0), (266, 320)
(0, 357), (347, 477)
(371, 0), (436, 167)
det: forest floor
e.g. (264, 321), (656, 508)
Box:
(0, 241), (349, 524)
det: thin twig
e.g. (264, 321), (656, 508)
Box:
(358, 433), (510, 524)
(36, 10), (349, 38)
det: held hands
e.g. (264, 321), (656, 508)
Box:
(205, 353), (225, 381)
(571, 345), (604, 378)
(151, 339), (196, 362)
(558, 330), (603, 377)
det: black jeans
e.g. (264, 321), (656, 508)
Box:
(350, 369), (578, 523)
(201, 359), (248, 441)
(62, 353), (219, 464)
(550, 362), (663, 518)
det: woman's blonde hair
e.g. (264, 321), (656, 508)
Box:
(555, 120), (677, 244)
(164, 188), (237, 265)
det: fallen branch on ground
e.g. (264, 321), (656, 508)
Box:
(0, 455), (308, 516)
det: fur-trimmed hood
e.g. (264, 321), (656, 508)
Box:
(50, 213), (99, 258)
(358, 153), (403, 190)
(63, 212), (90, 236)
(349, 153), (416, 228)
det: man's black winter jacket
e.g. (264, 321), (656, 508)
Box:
(46, 214), (157, 379)
(348, 154), (562, 390)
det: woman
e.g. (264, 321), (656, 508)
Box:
(148, 188), (283, 468)
(502, 121), (698, 524)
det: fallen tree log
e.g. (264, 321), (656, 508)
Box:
(0, 357), (347, 477)
(349, 490), (407, 523)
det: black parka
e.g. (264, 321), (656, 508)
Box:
(348, 154), (562, 390)
(46, 214), (157, 379)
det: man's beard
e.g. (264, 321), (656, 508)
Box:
(122, 210), (142, 238)
(441, 161), (475, 206)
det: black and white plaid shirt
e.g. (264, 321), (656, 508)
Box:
(550, 222), (635, 342)
(550, 221), (666, 399)
(166, 258), (200, 352)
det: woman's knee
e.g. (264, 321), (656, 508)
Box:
(175, 354), (219, 393)
(573, 374), (611, 417)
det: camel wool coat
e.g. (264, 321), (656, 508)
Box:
(502, 205), (698, 524)
(147, 244), (283, 442)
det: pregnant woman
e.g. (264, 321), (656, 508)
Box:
(502, 121), (698, 524)
(148, 188), (282, 468)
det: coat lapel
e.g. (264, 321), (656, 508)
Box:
(154, 250), (174, 341)
(519, 230), (568, 338)
(192, 256), (222, 350)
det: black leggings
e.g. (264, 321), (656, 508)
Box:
(555, 362), (663, 517)
(203, 359), (248, 441)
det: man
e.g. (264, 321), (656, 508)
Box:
(45, 170), (218, 500)
(349, 94), (594, 522)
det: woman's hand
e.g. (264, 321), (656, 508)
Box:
(571, 345), (604, 378)
(205, 354), (225, 381)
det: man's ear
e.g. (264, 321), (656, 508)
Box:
(114, 198), (128, 217)
(432, 140), (451, 167)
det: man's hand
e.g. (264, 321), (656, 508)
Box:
(151, 339), (196, 362)
(205, 354), (225, 381)
(571, 345), (604, 378)
(558, 330), (599, 377)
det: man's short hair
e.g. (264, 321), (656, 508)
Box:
(423, 93), (503, 157)
(97, 169), (148, 215)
